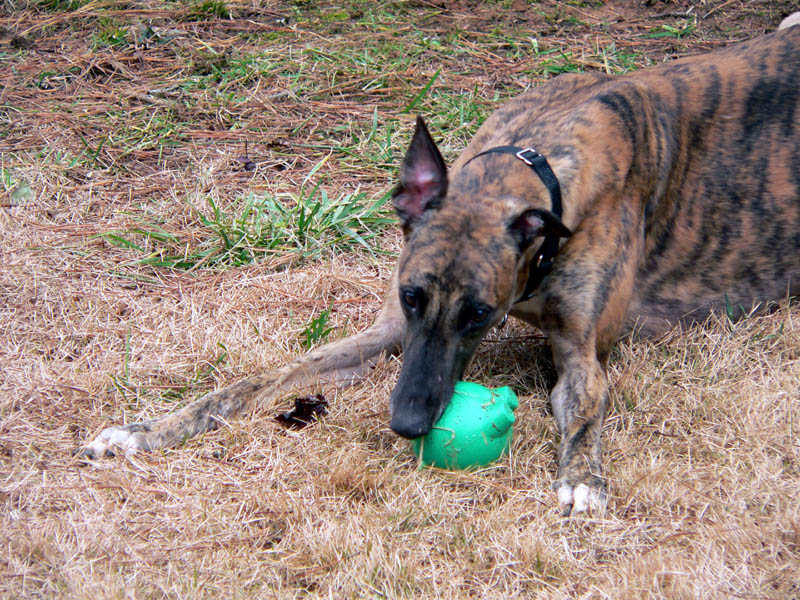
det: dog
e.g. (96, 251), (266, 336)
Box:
(80, 20), (800, 515)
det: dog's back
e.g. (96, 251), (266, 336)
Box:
(458, 26), (800, 334)
(630, 26), (800, 330)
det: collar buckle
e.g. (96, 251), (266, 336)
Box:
(515, 147), (540, 166)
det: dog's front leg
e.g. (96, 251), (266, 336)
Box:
(547, 334), (610, 515)
(537, 204), (642, 515)
(77, 269), (405, 459)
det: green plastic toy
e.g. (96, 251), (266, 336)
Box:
(411, 381), (519, 470)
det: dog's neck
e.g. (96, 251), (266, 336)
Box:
(461, 146), (565, 302)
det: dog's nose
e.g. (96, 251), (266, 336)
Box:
(390, 414), (431, 439)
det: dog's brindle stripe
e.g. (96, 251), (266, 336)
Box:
(80, 23), (800, 515)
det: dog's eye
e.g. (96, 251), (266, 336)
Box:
(401, 289), (421, 312)
(465, 305), (491, 327)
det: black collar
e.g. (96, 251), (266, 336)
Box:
(464, 146), (563, 303)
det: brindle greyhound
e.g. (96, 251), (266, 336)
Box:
(80, 18), (800, 515)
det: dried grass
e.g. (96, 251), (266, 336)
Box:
(1, 2), (799, 598)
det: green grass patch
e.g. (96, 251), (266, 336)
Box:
(301, 306), (335, 349)
(643, 18), (697, 40)
(37, 0), (91, 11)
(187, 0), (230, 21)
(98, 184), (394, 271)
(91, 18), (130, 49)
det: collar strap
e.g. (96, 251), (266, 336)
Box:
(464, 145), (563, 303)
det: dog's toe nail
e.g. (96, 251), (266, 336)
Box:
(73, 448), (95, 463)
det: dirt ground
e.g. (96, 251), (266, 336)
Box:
(1, 1), (799, 598)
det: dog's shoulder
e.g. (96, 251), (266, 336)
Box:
(452, 72), (611, 170)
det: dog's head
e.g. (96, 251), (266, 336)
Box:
(388, 117), (571, 439)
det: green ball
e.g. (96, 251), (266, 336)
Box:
(411, 381), (519, 470)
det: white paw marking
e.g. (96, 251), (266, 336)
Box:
(572, 484), (593, 513)
(557, 483), (607, 515)
(558, 484), (575, 507)
(83, 426), (145, 458)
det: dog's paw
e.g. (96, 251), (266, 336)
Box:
(74, 425), (151, 460)
(554, 480), (607, 516)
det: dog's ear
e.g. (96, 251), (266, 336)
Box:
(508, 208), (571, 251)
(392, 116), (448, 229)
